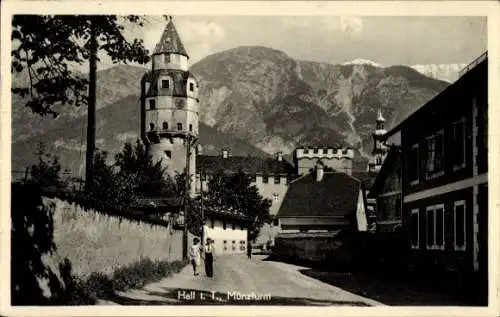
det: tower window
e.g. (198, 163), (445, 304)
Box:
(274, 176), (280, 184)
(161, 80), (169, 89)
(189, 82), (194, 92)
(189, 124), (193, 132)
(149, 99), (156, 110)
(177, 123), (183, 130)
(162, 122), (168, 130)
(164, 151), (171, 159)
(149, 123), (155, 131)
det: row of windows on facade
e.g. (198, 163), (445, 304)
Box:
(406, 117), (468, 184)
(410, 201), (466, 251)
(200, 174), (287, 185)
(149, 122), (193, 132)
(153, 79), (195, 92)
(209, 220), (245, 230)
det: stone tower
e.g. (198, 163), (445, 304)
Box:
(140, 16), (199, 195)
(368, 109), (388, 172)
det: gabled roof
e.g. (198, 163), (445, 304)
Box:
(197, 155), (296, 176)
(352, 171), (378, 189)
(153, 19), (189, 58)
(277, 172), (362, 218)
(368, 146), (401, 198)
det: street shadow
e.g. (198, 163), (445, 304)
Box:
(107, 287), (372, 306)
(298, 268), (487, 306)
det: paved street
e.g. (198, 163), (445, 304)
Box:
(100, 255), (383, 306)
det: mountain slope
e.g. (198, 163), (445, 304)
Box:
(12, 45), (450, 176)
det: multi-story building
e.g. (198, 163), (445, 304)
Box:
(140, 16), (198, 195)
(380, 52), (488, 279)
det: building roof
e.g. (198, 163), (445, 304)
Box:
(368, 146), (401, 198)
(351, 171), (378, 189)
(153, 18), (189, 58)
(134, 197), (184, 209)
(276, 231), (342, 239)
(142, 69), (197, 97)
(203, 206), (249, 222)
(277, 171), (362, 218)
(384, 52), (487, 139)
(197, 154), (296, 176)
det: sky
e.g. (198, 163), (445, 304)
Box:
(103, 15), (487, 70)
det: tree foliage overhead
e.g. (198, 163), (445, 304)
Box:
(11, 15), (150, 117)
(200, 170), (271, 241)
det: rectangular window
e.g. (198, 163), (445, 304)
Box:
(232, 223), (236, 230)
(453, 119), (466, 170)
(274, 176), (280, 184)
(454, 200), (466, 251)
(211, 219), (214, 229)
(272, 194), (279, 205)
(149, 99), (156, 110)
(426, 130), (444, 178)
(164, 54), (171, 63)
(410, 209), (419, 249)
(408, 144), (419, 185)
(223, 221), (227, 230)
(426, 204), (445, 250)
(189, 83), (194, 91)
(161, 80), (169, 89)
(263, 175), (268, 184)
(303, 149), (309, 154)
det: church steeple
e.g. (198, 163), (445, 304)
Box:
(153, 16), (189, 58)
(368, 109), (388, 172)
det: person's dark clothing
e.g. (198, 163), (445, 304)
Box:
(205, 253), (213, 277)
(247, 243), (252, 259)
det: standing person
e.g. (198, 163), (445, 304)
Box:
(189, 237), (201, 276)
(247, 241), (252, 259)
(203, 238), (215, 277)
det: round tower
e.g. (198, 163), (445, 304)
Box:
(140, 16), (199, 195)
(370, 109), (388, 172)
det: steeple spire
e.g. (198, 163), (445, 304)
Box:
(153, 16), (189, 58)
(376, 109), (385, 123)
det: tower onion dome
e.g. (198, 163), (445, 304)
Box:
(153, 16), (189, 58)
(376, 109), (386, 123)
(374, 108), (387, 136)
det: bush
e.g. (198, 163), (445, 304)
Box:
(51, 258), (187, 305)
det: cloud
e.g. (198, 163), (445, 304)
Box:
(340, 16), (363, 36)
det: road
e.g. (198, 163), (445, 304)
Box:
(101, 254), (383, 306)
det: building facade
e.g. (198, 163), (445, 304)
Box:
(140, 17), (199, 195)
(382, 52), (488, 276)
(293, 147), (354, 175)
(203, 209), (248, 255)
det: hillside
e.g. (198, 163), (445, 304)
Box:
(12, 45), (450, 177)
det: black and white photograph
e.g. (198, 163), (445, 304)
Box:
(1, 1), (499, 316)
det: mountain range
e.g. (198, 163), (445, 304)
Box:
(11, 45), (451, 179)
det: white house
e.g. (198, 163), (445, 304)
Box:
(202, 208), (248, 255)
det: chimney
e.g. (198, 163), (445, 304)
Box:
(316, 161), (324, 182)
(276, 151), (283, 162)
(222, 149), (228, 159)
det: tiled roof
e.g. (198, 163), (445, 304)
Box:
(351, 171), (378, 189)
(277, 172), (361, 218)
(203, 206), (249, 221)
(142, 69), (197, 98)
(197, 155), (296, 176)
(134, 197), (184, 208)
(153, 20), (188, 57)
(276, 231), (342, 239)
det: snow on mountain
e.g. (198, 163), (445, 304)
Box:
(410, 63), (467, 83)
(341, 59), (384, 68)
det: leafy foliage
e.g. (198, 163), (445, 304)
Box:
(114, 139), (177, 197)
(26, 142), (67, 188)
(200, 169), (271, 241)
(11, 15), (150, 117)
